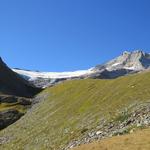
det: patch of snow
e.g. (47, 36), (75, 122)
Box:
(123, 64), (144, 71)
(111, 62), (121, 67)
(106, 62), (121, 70)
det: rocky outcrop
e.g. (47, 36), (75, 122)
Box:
(0, 109), (24, 130)
(88, 68), (137, 79)
(30, 77), (68, 88)
(0, 95), (31, 105)
(0, 95), (32, 130)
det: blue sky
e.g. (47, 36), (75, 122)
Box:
(0, 0), (150, 71)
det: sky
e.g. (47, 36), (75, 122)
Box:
(0, 0), (150, 71)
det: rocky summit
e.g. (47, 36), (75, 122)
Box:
(94, 50), (150, 71)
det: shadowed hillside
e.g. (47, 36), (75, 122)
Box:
(0, 57), (41, 97)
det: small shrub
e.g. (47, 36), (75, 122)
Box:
(114, 112), (130, 123)
(81, 128), (88, 134)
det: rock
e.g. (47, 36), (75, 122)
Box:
(96, 131), (103, 135)
(129, 129), (134, 134)
(0, 109), (24, 130)
(108, 123), (114, 129)
(137, 123), (142, 127)
(143, 120), (149, 125)
(126, 120), (132, 125)
(0, 96), (18, 103)
(18, 98), (31, 105)
(88, 132), (95, 137)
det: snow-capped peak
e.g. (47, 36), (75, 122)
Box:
(12, 50), (150, 88)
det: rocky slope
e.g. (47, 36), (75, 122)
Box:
(13, 50), (150, 88)
(0, 71), (150, 149)
(73, 128), (150, 150)
(66, 103), (150, 149)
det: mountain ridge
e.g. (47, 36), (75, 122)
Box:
(13, 50), (150, 88)
(0, 57), (41, 97)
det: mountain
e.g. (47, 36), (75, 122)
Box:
(0, 57), (42, 130)
(0, 57), (41, 97)
(0, 70), (150, 149)
(13, 50), (150, 88)
(94, 50), (150, 71)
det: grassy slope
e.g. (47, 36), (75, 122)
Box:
(0, 102), (27, 113)
(73, 128), (150, 150)
(0, 71), (150, 149)
(0, 95), (30, 113)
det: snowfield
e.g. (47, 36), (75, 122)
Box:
(13, 68), (94, 81)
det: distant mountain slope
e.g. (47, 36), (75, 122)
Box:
(0, 71), (150, 150)
(0, 57), (41, 97)
(13, 50), (150, 88)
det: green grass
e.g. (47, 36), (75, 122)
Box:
(0, 101), (28, 113)
(113, 112), (130, 123)
(0, 71), (150, 150)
